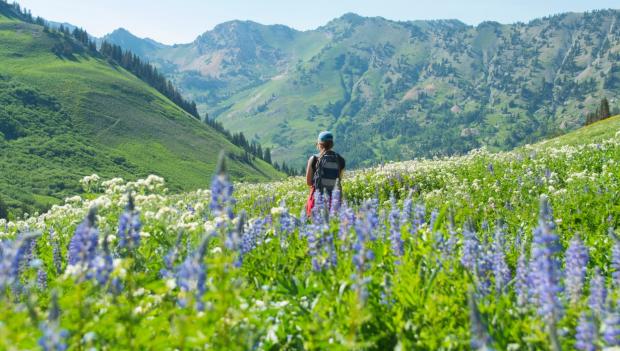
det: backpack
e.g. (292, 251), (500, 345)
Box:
(312, 151), (342, 194)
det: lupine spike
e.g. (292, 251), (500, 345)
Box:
(210, 151), (235, 219)
(565, 233), (589, 304)
(67, 207), (99, 268)
(529, 195), (562, 322)
(609, 228), (620, 288)
(492, 223), (510, 294)
(388, 194), (404, 257)
(603, 307), (620, 347)
(329, 178), (341, 217)
(49, 228), (62, 275)
(588, 268), (607, 319)
(515, 244), (529, 308)
(118, 194), (142, 251)
(575, 312), (596, 351)
(400, 190), (413, 228)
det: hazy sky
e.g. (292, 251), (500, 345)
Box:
(15, 0), (620, 44)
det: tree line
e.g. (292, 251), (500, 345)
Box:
(1, 1), (286, 174)
(584, 98), (613, 126)
(204, 117), (299, 175)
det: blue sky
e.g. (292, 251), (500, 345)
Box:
(15, 0), (620, 44)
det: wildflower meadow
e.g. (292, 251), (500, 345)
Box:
(1, 130), (620, 350)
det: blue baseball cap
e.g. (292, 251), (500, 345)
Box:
(317, 131), (334, 142)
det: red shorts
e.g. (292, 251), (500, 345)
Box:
(306, 186), (316, 217)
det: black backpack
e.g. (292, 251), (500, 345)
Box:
(312, 151), (342, 194)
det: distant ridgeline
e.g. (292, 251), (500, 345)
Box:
(102, 10), (620, 169)
(0, 1), (297, 175)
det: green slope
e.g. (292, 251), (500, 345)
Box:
(0, 6), (281, 217)
(538, 114), (620, 147)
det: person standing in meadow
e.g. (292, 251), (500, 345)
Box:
(305, 131), (346, 216)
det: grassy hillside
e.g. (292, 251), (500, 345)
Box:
(1, 103), (619, 349)
(0, 5), (281, 217)
(106, 11), (620, 169)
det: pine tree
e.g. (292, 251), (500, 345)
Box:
(0, 195), (8, 219)
(263, 148), (272, 164)
(600, 97), (610, 120)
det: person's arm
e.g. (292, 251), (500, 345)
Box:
(306, 157), (314, 187)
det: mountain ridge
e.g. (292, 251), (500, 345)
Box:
(88, 9), (620, 169)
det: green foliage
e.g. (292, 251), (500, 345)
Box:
(0, 8), (282, 217)
(585, 97), (612, 126)
(0, 115), (619, 349)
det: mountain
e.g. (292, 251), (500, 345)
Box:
(0, 2), (281, 217)
(46, 20), (79, 33)
(100, 28), (168, 57)
(105, 10), (620, 169)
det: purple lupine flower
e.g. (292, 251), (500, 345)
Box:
(90, 237), (114, 286)
(0, 232), (40, 293)
(210, 152), (235, 219)
(378, 208), (388, 242)
(610, 228), (620, 288)
(565, 233), (589, 303)
(49, 228), (62, 275)
(176, 236), (209, 310)
(588, 268), (607, 319)
(429, 209), (439, 231)
(388, 195), (404, 257)
(468, 291), (495, 350)
(515, 245), (529, 308)
(461, 224), (479, 273)
(338, 203), (355, 243)
(575, 312), (596, 351)
(278, 201), (296, 235)
(411, 204), (426, 237)
(240, 218), (264, 255)
(400, 190), (413, 228)
(67, 208), (99, 267)
(117, 195), (142, 251)
(329, 179), (341, 217)
(477, 242), (494, 296)
(307, 192), (328, 272)
(352, 208), (376, 303)
(38, 292), (68, 351)
(299, 208), (307, 226)
(442, 214), (457, 258)
(364, 198), (380, 241)
(487, 163), (495, 175)
(528, 195), (562, 322)
(312, 190), (328, 226)
(37, 267), (47, 290)
(492, 224), (510, 294)
(603, 309), (620, 346)
(307, 226), (322, 272)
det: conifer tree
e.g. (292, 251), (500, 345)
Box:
(600, 97), (610, 120)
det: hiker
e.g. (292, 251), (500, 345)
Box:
(305, 131), (346, 216)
